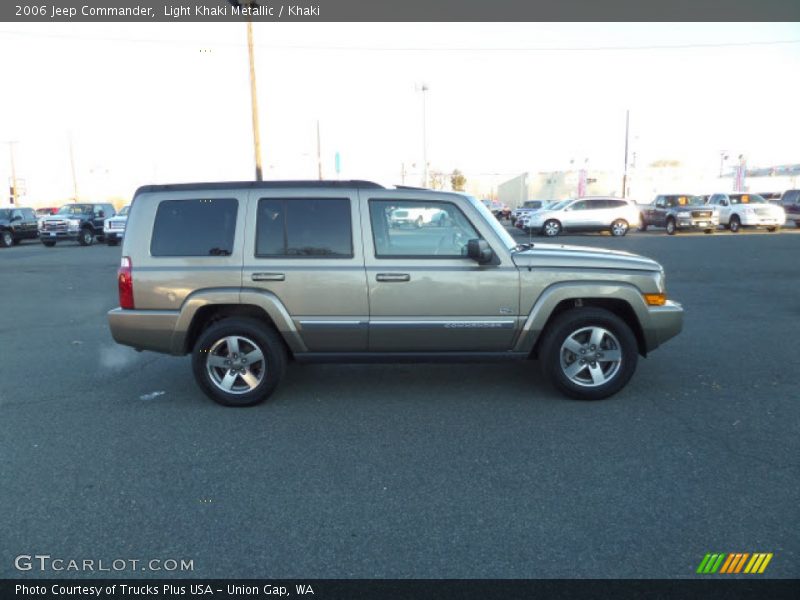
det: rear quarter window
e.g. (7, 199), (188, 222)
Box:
(151, 198), (238, 257)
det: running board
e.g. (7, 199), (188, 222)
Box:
(293, 352), (530, 364)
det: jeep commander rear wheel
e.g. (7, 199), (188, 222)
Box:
(539, 308), (638, 400)
(192, 317), (287, 407)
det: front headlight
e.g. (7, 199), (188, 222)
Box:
(68, 219), (81, 229)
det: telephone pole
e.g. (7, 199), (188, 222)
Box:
(621, 109), (630, 198)
(246, 19), (263, 181)
(69, 135), (79, 202)
(6, 141), (19, 205)
(418, 83), (429, 188)
(316, 120), (322, 180)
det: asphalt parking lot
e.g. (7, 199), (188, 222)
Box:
(1, 228), (798, 579)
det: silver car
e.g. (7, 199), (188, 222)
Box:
(526, 197), (640, 237)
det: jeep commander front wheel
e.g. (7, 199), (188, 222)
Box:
(192, 317), (287, 407)
(539, 308), (638, 400)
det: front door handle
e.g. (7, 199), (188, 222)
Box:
(376, 273), (410, 282)
(251, 272), (285, 282)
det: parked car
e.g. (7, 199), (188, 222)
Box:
(524, 197), (640, 237)
(103, 205), (130, 245)
(0, 207), (39, 247)
(389, 206), (445, 228)
(511, 200), (549, 226)
(108, 180), (682, 407)
(38, 202), (116, 246)
(706, 193), (786, 232)
(639, 194), (719, 235)
(778, 189), (800, 227)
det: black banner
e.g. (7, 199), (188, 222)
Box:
(3, 579), (800, 600)
(2, 0), (800, 22)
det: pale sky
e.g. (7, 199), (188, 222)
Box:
(1, 22), (799, 203)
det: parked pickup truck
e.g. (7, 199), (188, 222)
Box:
(639, 194), (719, 235)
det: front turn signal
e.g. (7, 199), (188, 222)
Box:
(644, 293), (667, 306)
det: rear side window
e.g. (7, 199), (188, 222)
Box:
(151, 198), (238, 257)
(255, 198), (352, 258)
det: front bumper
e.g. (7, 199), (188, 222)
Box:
(40, 230), (80, 241)
(643, 300), (683, 352)
(738, 214), (786, 227)
(104, 230), (124, 241)
(676, 219), (719, 230)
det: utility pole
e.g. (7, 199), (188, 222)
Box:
(6, 141), (18, 205)
(718, 151), (729, 178)
(246, 17), (263, 181)
(316, 120), (322, 180)
(419, 83), (429, 188)
(621, 109), (630, 198)
(401, 162), (406, 184)
(69, 135), (79, 202)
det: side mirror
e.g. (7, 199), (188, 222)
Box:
(467, 239), (494, 264)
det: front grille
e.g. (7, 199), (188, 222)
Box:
(755, 208), (773, 216)
(691, 211), (713, 218)
(108, 221), (124, 230)
(43, 221), (67, 232)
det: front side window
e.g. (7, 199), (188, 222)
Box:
(369, 199), (480, 258)
(151, 198), (238, 257)
(255, 198), (352, 258)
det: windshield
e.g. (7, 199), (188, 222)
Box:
(548, 200), (571, 211)
(57, 204), (93, 215)
(0, 209), (10, 220)
(730, 194), (767, 205)
(464, 194), (516, 251)
(119, 206), (130, 216)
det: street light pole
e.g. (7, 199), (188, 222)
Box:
(69, 134), (79, 202)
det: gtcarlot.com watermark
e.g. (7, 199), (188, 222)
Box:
(14, 554), (194, 573)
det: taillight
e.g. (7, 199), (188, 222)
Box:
(118, 256), (134, 309)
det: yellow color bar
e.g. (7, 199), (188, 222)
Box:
(744, 554), (761, 573)
(643, 293), (667, 306)
(758, 553), (773, 574)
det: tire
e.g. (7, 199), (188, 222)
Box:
(415, 216), (423, 228)
(191, 317), (287, 407)
(729, 215), (741, 233)
(610, 219), (629, 237)
(542, 219), (561, 237)
(42, 241), (56, 247)
(767, 226), (779, 232)
(639, 215), (648, 232)
(704, 229), (715, 234)
(78, 228), (94, 246)
(539, 307), (638, 400)
(0, 230), (12, 248)
(666, 218), (677, 235)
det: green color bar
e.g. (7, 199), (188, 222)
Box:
(697, 554), (712, 574)
(710, 553), (726, 573)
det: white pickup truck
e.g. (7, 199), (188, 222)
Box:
(706, 193), (786, 232)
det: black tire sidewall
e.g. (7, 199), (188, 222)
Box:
(0, 231), (12, 247)
(540, 308), (638, 400)
(611, 220), (628, 237)
(730, 217), (740, 232)
(666, 219), (676, 235)
(79, 229), (94, 246)
(191, 317), (286, 407)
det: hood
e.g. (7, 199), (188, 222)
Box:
(512, 243), (662, 272)
(106, 215), (128, 222)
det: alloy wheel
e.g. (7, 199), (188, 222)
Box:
(559, 326), (622, 387)
(205, 335), (266, 395)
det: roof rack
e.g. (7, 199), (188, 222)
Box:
(394, 185), (429, 191)
(134, 180), (385, 195)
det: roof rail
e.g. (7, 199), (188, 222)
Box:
(394, 185), (429, 190)
(134, 180), (385, 196)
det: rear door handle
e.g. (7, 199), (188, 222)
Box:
(376, 273), (410, 282)
(251, 272), (285, 282)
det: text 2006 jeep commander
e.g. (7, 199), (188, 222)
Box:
(108, 181), (683, 407)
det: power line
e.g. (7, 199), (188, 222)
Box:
(1, 29), (799, 52)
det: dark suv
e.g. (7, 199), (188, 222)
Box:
(39, 203), (116, 246)
(779, 189), (800, 227)
(0, 207), (39, 247)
